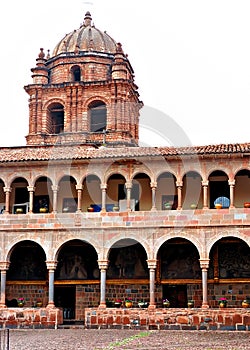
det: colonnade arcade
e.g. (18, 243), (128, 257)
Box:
(0, 168), (250, 214)
(1, 235), (249, 311)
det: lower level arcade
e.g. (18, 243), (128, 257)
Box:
(0, 235), (249, 326)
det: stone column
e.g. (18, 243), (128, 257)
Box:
(3, 187), (11, 214)
(51, 185), (59, 213)
(76, 184), (83, 212)
(150, 182), (157, 211)
(228, 180), (235, 208)
(199, 259), (210, 308)
(46, 261), (57, 307)
(176, 181), (183, 210)
(100, 184), (107, 212)
(98, 260), (109, 308)
(125, 181), (132, 211)
(147, 259), (157, 309)
(27, 186), (35, 213)
(0, 262), (10, 308)
(202, 181), (209, 209)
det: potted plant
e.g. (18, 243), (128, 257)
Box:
(138, 300), (148, 308)
(105, 299), (114, 308)
(114, 299), (122, 307)
(242, 296), (250, 308)
(17, 297), (25, 307)
(218, 297), (227, 308)
(162, 298), (170, 307)
(36, 300), (43, 307)
(187, 300), (194, 308)
(125, 298), (133, 308)
(164, 202), (172, 210)
(215, 203), (222, 209)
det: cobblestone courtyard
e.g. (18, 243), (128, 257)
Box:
(6, 329), (250, 349)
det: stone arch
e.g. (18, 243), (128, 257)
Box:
(208, 170), (229, 209)
(34, 176), (53, 213)
(106, 173), (126, 210)
(182, 170), (202, 209)
(58, 175), (77, 213)
(81, 174), (102, 211)
(106, 238), (148, 279)
(234, 169), (250, 208)
(6, 239), (47, 281)
(156, 171), (177, 210)
(10, 177), (29, 214)
(54, 239), (99, 280)
(208, 236), (250, 286)
(131, 171), (152, 211)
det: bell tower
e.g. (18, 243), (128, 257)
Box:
(24, 11), (143, 147)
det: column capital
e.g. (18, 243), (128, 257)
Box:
(46, 260), (57, 270)
(175, 181), (183, 187)
(147, 259), (157, 269)
(125, 181), (132, 189)
(202, 181), (209, 187)
(0, 261), (10, 271)
(100, 184), (107, 190)
(51, 185), (59, 192)
(228, 180), (235, 186)
(150, 181), (157, 188)
(199, 258), (210, 269)
(3, 187), (11, 193)
(98, 260), (109, 270)
(76, 184), (83, 191)
(27, 186), (35, 192)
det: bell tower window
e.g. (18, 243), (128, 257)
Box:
(89, 101), (107, 132)
(71, 65), (81, 82)
(48, 103), (64, 134)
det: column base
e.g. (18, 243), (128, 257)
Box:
(201, 303), (210, 309)
(98, 303), (107, 309)
(148, 304), (156, 310)
(46, 302), (55, 308)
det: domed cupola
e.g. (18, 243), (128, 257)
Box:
(24, 10), (143, 147)
(52, 11), (117, 56)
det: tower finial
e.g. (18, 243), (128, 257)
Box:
(84, 11), (92, 26)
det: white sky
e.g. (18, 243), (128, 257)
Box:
(1, 0), (250, 147)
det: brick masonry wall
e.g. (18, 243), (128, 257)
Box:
(6, 284), (48, 308)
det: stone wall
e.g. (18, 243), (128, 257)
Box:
(85, 307), (250, 331)
(0, 307), (63, 329)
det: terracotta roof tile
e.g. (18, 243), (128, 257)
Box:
(0, 142), (249, 163)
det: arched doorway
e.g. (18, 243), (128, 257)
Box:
(55, 240), (99, 322)
(6, 240), (47, 307)
(158, 238), (201, 307)
(208, 236), (250, 307)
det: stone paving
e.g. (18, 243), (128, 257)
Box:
(6, 328), (250, 349)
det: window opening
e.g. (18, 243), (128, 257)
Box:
(89, 101), (107, 132)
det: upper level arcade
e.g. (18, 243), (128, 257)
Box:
(24, 12), (142, 147)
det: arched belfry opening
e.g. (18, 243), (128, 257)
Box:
(89, 100), (107, 132)
(48, 103), (64, 134)
(71, 65), (81, 82)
